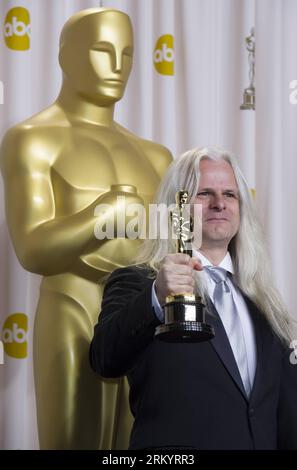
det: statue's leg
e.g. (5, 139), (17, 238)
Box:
(34, 287), (101, 448)
(34, 286), (121, 449)
(113, 376), (134, 449)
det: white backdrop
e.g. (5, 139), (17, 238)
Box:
(0, 0), (296, 450)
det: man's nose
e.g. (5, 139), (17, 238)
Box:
(210, 194), (225, 210)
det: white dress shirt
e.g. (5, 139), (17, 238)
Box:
(152, 250), (257, 390)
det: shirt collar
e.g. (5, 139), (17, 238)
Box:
(192, 248), (234, 274)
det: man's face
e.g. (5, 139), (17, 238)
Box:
(193, 158), (240, 251)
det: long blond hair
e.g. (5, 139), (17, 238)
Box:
(136, 146), (296, 346)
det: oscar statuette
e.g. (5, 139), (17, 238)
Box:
(155, 190), (215, 342)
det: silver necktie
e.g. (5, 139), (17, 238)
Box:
(205, 266), (251, 397)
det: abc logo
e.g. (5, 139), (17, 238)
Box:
(0, 80), (3, 105)
(153, 34), (174, 76)
(3, 7), (31, 51)
(2, 313), (28, 359)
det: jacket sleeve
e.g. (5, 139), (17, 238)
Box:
(89, 266), (162, 378)
(277, 345), (297, 449)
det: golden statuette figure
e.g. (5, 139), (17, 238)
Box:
(155, 191), (215, 342)
(0, 8), (172, 449)
(171, 190), (193, 256)
(240, 27), (255, 110)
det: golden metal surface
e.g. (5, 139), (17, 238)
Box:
(0, 8), (172, 449)
(170, 190), (193, 255)
(165, 294), (200, 304)
(240, 27), (255, 110)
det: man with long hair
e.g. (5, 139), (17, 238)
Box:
(90, 146), (297, 450)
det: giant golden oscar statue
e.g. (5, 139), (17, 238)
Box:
(0, 8), (172, 449)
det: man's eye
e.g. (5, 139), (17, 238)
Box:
(197, 192), (209, 197)
(225, 192), (236, 198)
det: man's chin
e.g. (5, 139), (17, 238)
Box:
(202, 230), (232, 243)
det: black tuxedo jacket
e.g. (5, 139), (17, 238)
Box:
(90, 266), (297, 450)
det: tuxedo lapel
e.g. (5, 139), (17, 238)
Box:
(205, 297), (249, 400)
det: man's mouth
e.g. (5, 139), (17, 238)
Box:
(205, 218), (229, 222)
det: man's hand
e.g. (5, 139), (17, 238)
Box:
(155, 254), (203, 306)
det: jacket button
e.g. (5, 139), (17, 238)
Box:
(249, 407), (255, 417)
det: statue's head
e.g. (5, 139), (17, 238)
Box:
(59, 8), (133, 105)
